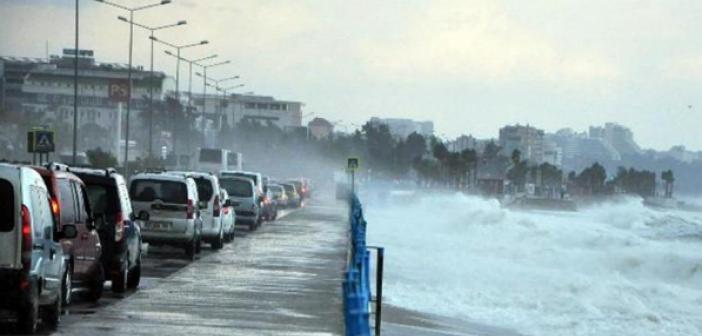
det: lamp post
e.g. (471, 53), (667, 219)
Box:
(164, 51), (217, 107)
(116, 17), (186, 159)
(94, 0), (172, 175)
(149, 37), (209, 100)
(72, 0), (79, 165)
(194, 60), (230, 146)
(214, 83), (245, 128)
(150, 37), (208, 161)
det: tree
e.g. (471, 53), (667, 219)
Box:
(86, 147), (118, 169)
(661, 170), (675, 198)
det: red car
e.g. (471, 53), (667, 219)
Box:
(33, 165), (104, 303)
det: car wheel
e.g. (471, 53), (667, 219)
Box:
(185, 238), (197, 260)
(42, 289), (62, 331)
(112, 258), (128, 294)
(212, 230), (224, 250)
(87, 264), (104, 302)
(17, 282), (39, 334)
(127, 254), (141, 289)
(61, 267), (72, 307)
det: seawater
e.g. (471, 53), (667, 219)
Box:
(365, 192), (702, 336)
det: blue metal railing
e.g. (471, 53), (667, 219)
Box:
(344, 194), (383, 336)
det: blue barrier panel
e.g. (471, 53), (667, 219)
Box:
(344, 194), (372, 336)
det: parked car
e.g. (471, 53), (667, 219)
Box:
(219, 189), (235, 241)
(35, 164), (104, 302)
(70, 167), (144, 293)
(219, 176), (260, 230)
(129, 173), (202, 260)
(268, 184), (289, 208)
(281, 183), (301, 208)
(168, 172), (225, 250)
(261, 185), (278, 220)
(221, 170), (263, 200)
(0, 163), (77, 333)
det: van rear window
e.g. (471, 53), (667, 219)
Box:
(0, 179), (14, 232)
(130, 180), (188, 204)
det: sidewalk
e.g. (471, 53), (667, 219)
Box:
(55, 198), (348, 336)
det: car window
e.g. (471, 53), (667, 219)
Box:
(0, 179), (14, 232)
(220, 178), (253, 197)
(130, 179), (188, 204)
(30, 185), (52, 239)
(58, 178), (77, 224)
(73, 181), (89, 223)
(86, 184), (118, 216)
(193, 177), (214, 201)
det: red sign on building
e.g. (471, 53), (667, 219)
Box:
(108, 79), (130, 102)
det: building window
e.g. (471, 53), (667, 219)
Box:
(256, 103), (267, 109)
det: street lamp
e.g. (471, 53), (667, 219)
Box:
(164, 51), (217, 106)
(72, 0), (79, 165)
(94, 0), (172, 175)
(149, 36), (209, 100)
(215, 84), (244, 127)
(116, 17), (186, 158)
(194, 60), (230, 146)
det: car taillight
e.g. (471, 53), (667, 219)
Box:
(213, 195), (221, 217)
(50, 198), (60, 221)
(114, 211), (125, 242)
(20, 205), (32, 288)
(187, 199), (194, 219)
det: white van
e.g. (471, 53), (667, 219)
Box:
(0, 164), (77, 333)
(129, 173), (202, 260)
(168, 171), (226, 249)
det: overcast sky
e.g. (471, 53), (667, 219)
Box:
(1, 0), (701, 151)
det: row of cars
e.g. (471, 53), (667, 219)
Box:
(0, 162), (310, 334)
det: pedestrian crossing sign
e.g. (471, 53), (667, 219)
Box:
(27, 129), (55, 153)
(347, 157), (360, 171)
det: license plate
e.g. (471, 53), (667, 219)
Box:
(148, 221), (172, 230)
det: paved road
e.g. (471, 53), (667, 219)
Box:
(1, 197), (348, 336)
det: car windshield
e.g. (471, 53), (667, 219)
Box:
(282, 184), (295, 193)
(130, 179), (188, 204)
(220, 178), (253, 198)
(193, 177), (214, 201)
(0, 179), (14, 232)
(230, 173), (257, 186)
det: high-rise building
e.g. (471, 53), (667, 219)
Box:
(498, 124), (545, 163)
(369, 117), (434, 139)
(0, 49), (167, 160)
(589, 122), (641, 156)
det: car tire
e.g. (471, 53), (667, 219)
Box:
(17, 282), (39, 334)
(112, 258), (128, 294)
(61, 267), (72, 307)
(42, 290), (61, 331)
(185, 238), (197, 260)
(212, 229), (224, 250)
(87, 264), (104, 302)
(127, 254), (141, 289)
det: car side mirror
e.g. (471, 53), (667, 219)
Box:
(138, 210), (150, 221)
(224, 199), (232, 207)
(60, 224), (78, 239)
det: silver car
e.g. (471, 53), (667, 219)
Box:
(0, 164), (77, 333)
(129, 173), (202, 260)
(168, 172), (225, 250)
(219, 176), (261, 231)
